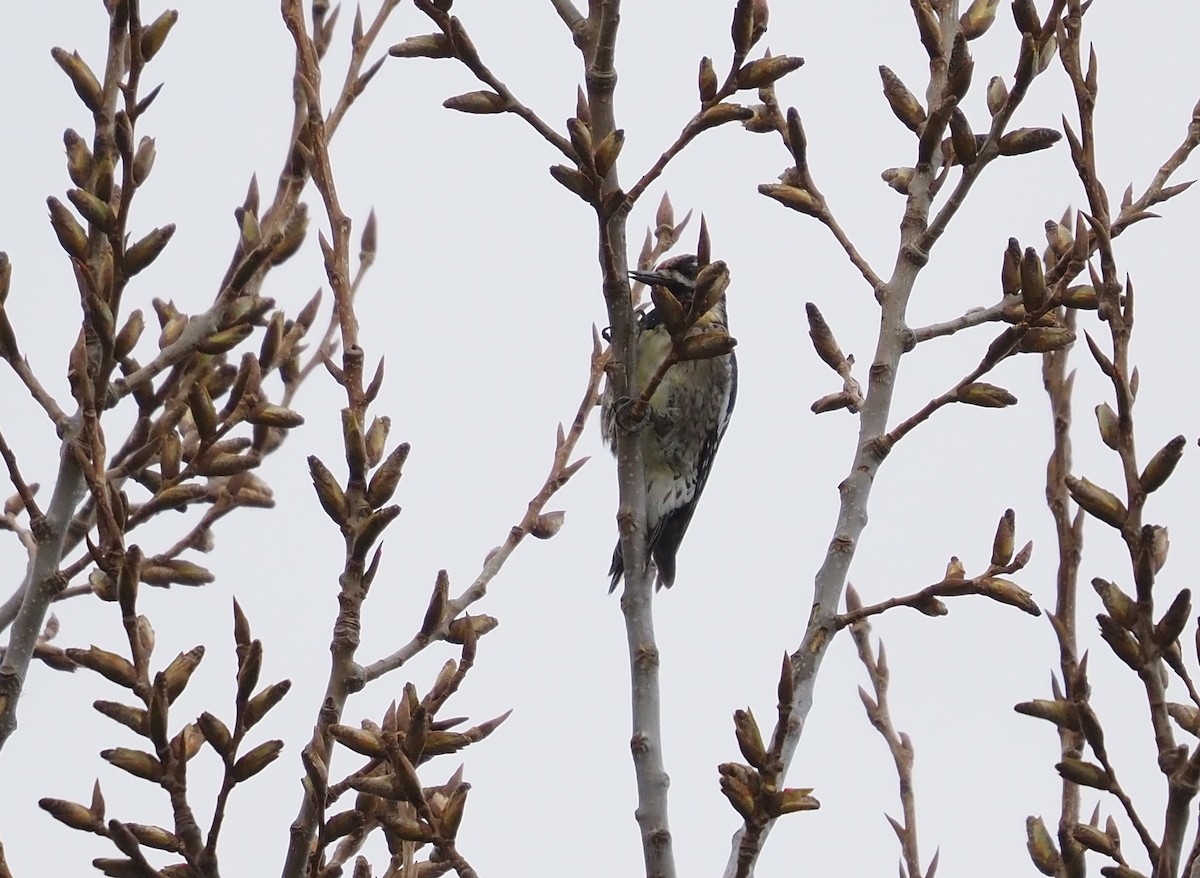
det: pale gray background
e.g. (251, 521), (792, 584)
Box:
(1, 2), (1198, 876)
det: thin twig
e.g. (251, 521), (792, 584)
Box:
(362, 338), (608, 681)
(849, 619), (926, 878)
(0, 429), (42, 523)
(413, 0), (575, 161)
(910, 299), (1012, 344)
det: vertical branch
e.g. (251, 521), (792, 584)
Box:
(1042, 312), (1087, 878)
(278, 3), (371, 875)
(582, 2), (676, 876)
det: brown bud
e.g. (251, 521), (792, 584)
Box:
(881, 167), (914, 194)
(986, 76), (1009, 116)
(1019, 246), (1046, 311)
(140, 9), (178, 61)
(1154, 589), (1191, 648)
(730, 0), (755, 56)
(958, 382), (1017, 408)
(1140, 435), (1186, 494)
(946, 34), (973, 101)
(197, 712), (233, 755)
(675, 331), (737, 361)
(593, 129), (625, 179)
(548, 164), (595, 202)
(769, 787), (820, 816)
(329, 723), (386, 757)
(743, 105), (775, 134)
(446, 614), (499, 644)
(530, 510), (565, 539)
(124, 225), (176, 275)
(67, 188), (115, 232)
(1091, 578), (1137, 629)
(1014, 699), (1081, 731)
(246, 403), (304, 429)
(1061, 284), (1098, 309)
(758, 183), (821, 216)
(698, 56), (718, 103)
(649, 284), (686, 335)
(160, 646), (205, 703)
(197, 324), (253, 356)
(113, 309), (144, 360)
(232, 739), (284, 782)
(905, 1), (938, 58)
(93, 700), (149, 737)
(999, 127), (1062, 156)
(991, 508), (1016, 566)
(976, 577), (1040, 614)
(733, 708), (769, 770)
(948, 108), (977, 165)
(308, 455), (348, 525)
(960, 0), (1000, 39)
(1065, 476), (1127, 528)
(39, 797), (103, 832)
(64, 129), (93, 187)
(47, 196), (88, 259)
(805, 303), (845, 372)
(101, 747), (164, 782)
(51, 48), (103, 113)
(1098, 614), (1143, 670)
(1169, 702), (1200, 736)
(1012, 0), (1041, 35)
(1094, 403), (1119, 449)
(366, 441), (410, 509)
(270, 203), (308, 266)
(1071, 824), (1118, 858)
(365, 415), (389, 468)
(693, 260), (731, 317)
(1055, 759), (1111, 791)
(1026, 815), (1061, 876)
(189, 383), (217, 442)
(389, 33), (454, 58)
(443, 90), (507, 114)
(879, 66), (926, 133)
(139, 559), (214, 586)
(718, 763), (758, 820)
(736, 55), (804, 89)
(693, 102), (755, 132)
(350, 503), (400, 566)
(1018, 327), (1076, 353)
(66, 645), (137, 688)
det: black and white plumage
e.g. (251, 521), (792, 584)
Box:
(601, 253), (738, 591)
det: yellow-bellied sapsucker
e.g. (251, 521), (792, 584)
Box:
(601, 253), (738, 591)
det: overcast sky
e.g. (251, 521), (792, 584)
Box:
(2, 3), (1199, 877)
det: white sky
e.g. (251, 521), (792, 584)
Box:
(2, 2), (1199, 877)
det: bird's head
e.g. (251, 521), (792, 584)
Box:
(630, 253), (728, 330)
(629, 254), (701, 306)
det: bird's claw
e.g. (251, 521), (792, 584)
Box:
(614, 396), (649, 433)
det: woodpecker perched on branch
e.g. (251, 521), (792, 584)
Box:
(601, 253), (738, 591)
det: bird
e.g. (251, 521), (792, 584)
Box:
(600, 253), (738, 591)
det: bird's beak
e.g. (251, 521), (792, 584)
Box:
(629, 269), (665, 286)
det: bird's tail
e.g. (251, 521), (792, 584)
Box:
(607, 540), (677, 592)
(607, 542), (624, 593)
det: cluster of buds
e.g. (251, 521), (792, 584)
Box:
(40, 599), (290, 873)
(547, 100), (628, 215)
(874, 0), (1063, 193)
(805, 302), (863, 414)
(718, 655), (819, 823)
(302, 625), (508, 872)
